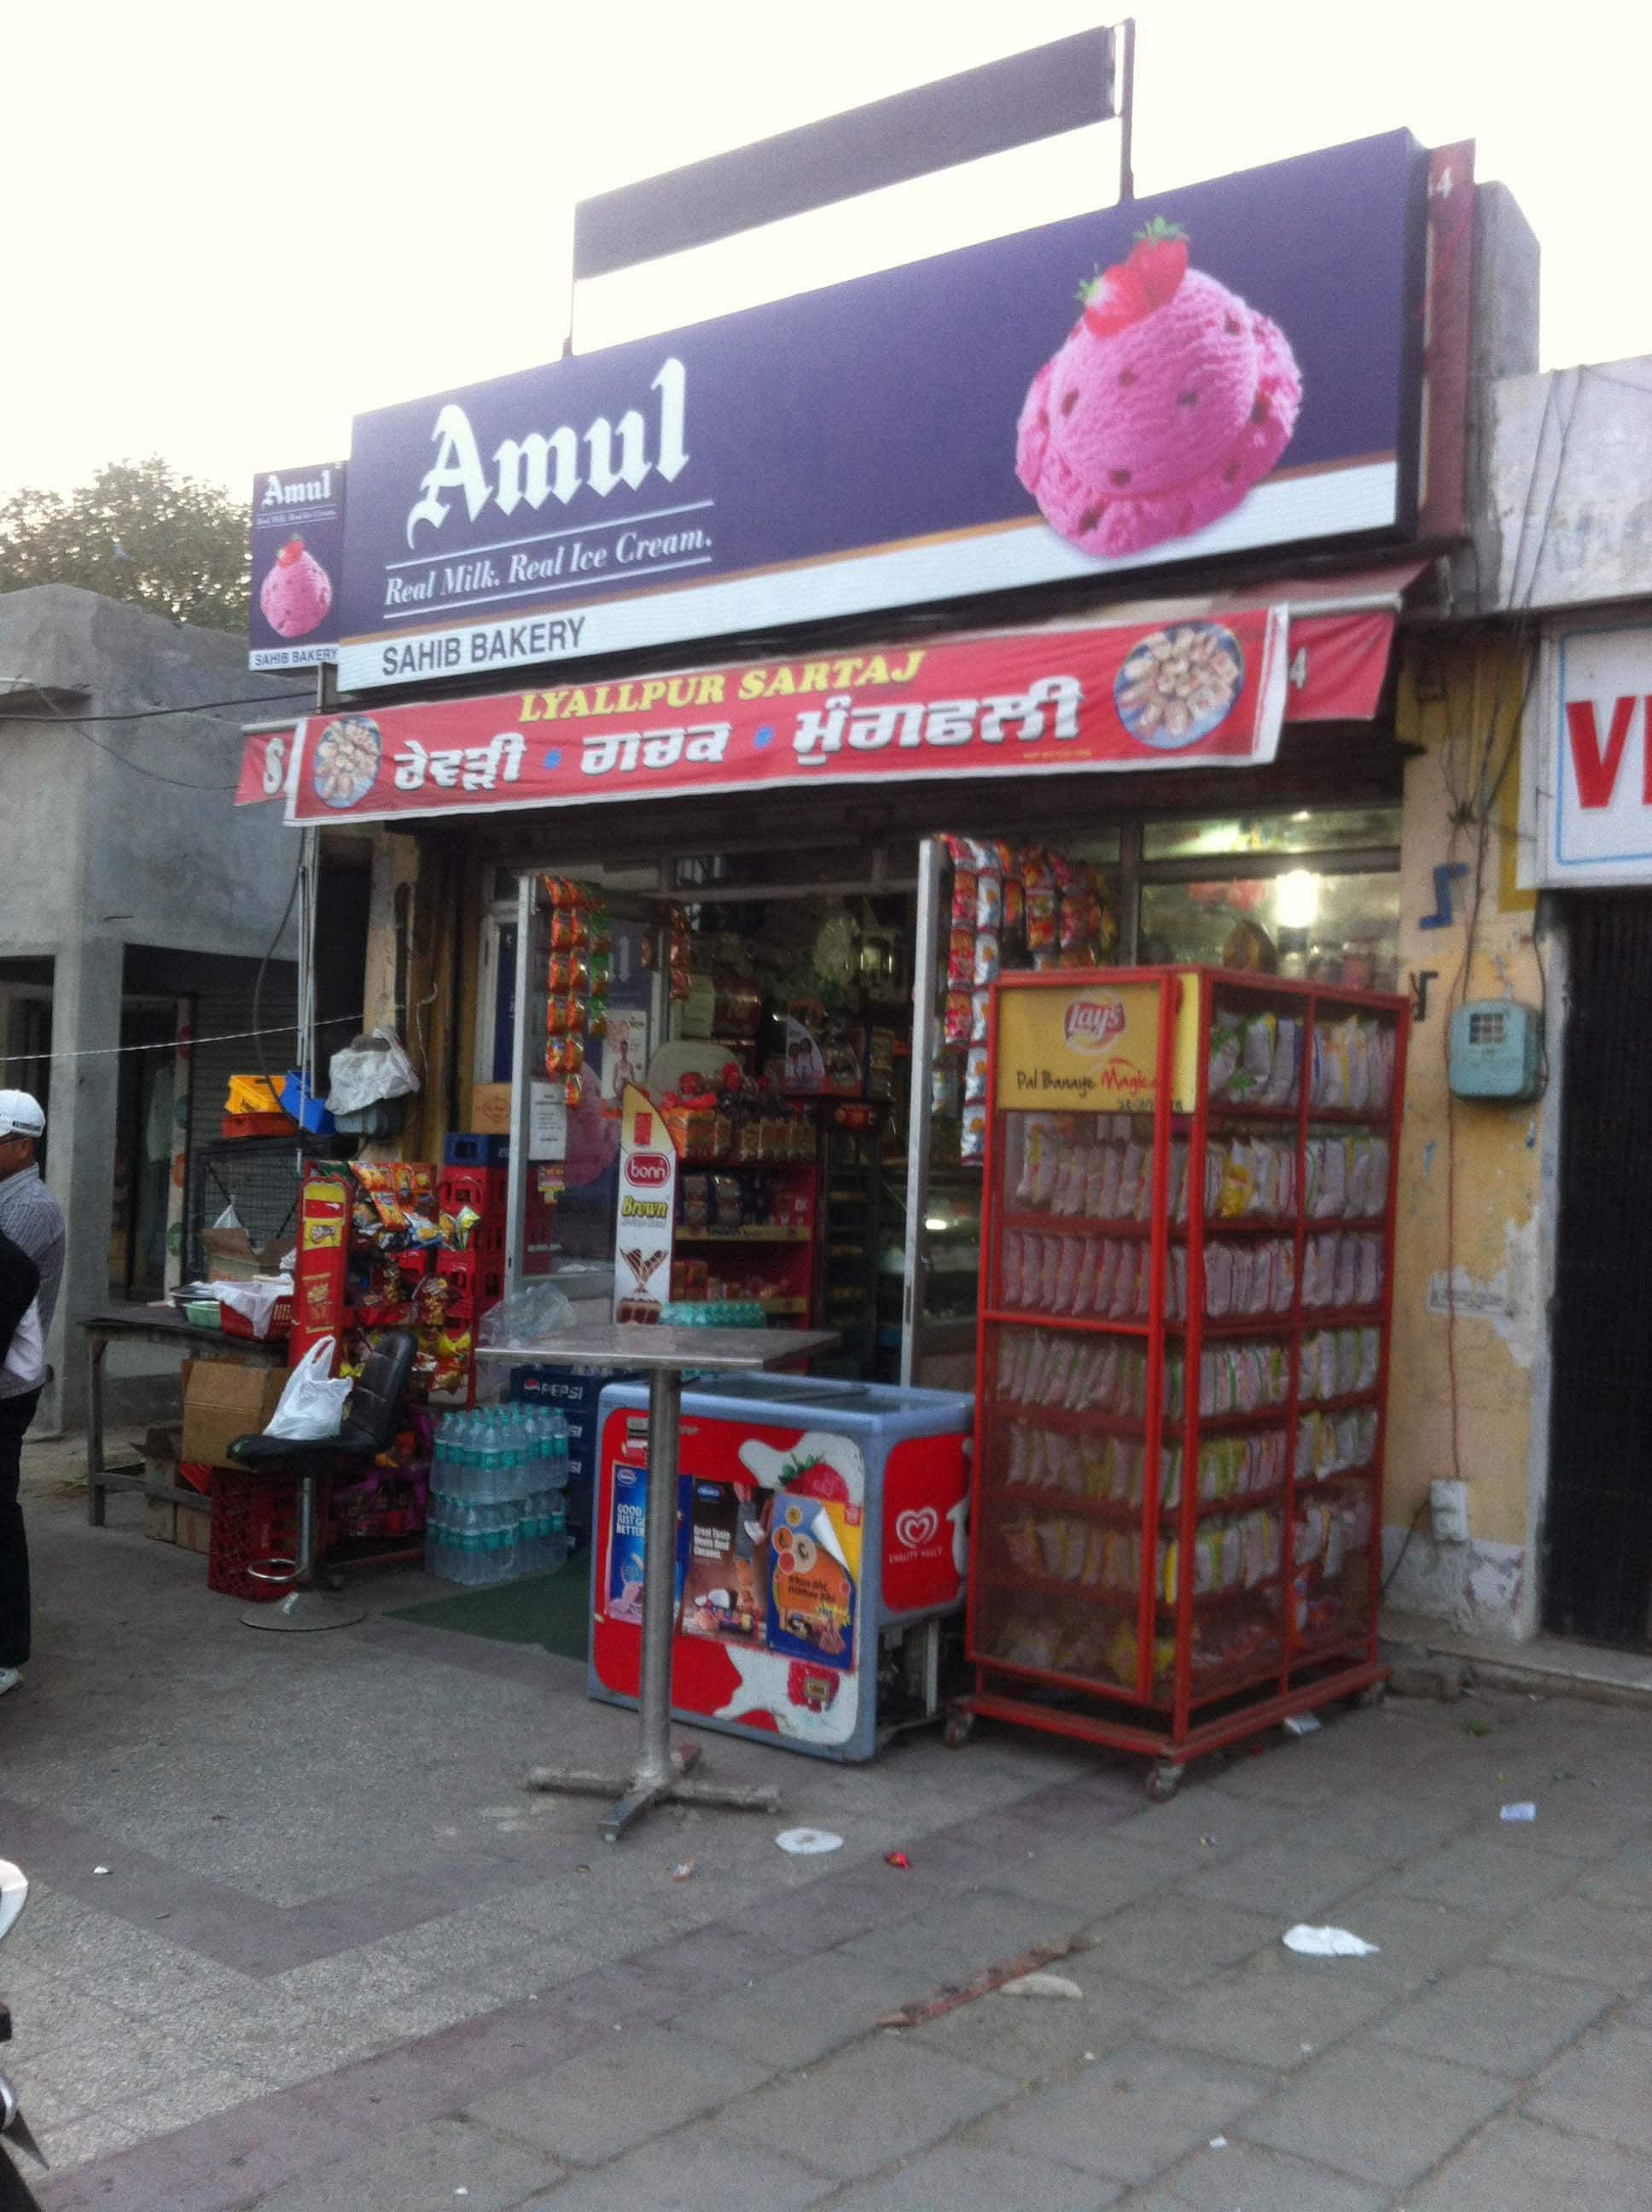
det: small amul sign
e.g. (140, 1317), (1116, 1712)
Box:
(995, 981), (1162, 1110)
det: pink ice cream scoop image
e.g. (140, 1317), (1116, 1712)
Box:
(1016, 221), (1301, 560)
(259, 536), (334, 639)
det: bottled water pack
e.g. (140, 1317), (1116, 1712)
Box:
(424, 1405), (569, 1586)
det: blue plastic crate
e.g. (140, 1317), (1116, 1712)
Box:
(444, 1132), (510, 1167)
(279, 1071), (335, 1136)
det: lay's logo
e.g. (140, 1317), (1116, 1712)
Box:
(625, 1150), (671, 1187)
(1063, 998), (1126, 1055)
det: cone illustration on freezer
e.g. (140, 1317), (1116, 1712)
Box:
(259, 536), (334, 638)
(1016, 220), (1302, 559)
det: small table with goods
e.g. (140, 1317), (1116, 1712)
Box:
(82, 1305), (289, 1527)
(477, 1320), (836, 1842)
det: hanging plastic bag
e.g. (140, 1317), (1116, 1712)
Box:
(326, 1027), (420, 1116)
(213, 1202), (244, 1233)
(265, 1336), (352, 1441)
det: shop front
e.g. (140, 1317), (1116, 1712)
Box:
(234, 113), (1479, 1766)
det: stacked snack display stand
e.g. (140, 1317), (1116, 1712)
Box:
(957, 966), (1408, 1796)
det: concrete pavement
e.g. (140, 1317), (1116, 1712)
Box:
(5, 1439), (1651, 2209)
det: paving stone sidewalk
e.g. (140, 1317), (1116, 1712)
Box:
(7, 1446), (1652, 2210)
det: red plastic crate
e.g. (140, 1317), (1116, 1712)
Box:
(439, 1167), (507, 1220)
(207, 1469), (302, 1604)
(438, 1249), (503, 1313)
(218, 1297), (294, 1341)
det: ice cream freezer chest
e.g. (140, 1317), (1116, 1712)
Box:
(590, 1376), (973, 1761)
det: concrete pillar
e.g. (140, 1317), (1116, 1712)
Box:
(40, 935), (124, 1432)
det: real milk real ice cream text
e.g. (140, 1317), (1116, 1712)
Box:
(1016, 219), (1302, 560)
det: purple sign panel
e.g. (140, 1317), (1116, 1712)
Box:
(249, 463), (346, 671)
(337, 131), (1425, 693)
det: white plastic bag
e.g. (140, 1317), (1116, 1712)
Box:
(265, 1336), (352, 1441)
(326, 1027), (420, 1115)
(208, 1274), (293, 1341)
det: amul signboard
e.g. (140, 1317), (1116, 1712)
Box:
(249, 463), (345, 670)
(1525, 624), (1652, 886)
(335, 131), (1426, 692)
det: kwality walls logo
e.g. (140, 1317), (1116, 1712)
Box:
(1063, 997), (1128, 1055)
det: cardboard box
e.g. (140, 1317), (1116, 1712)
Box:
(201, 1225), (291, 1284)
(143, 1496), (211, 1551)
(470, 1083), (513, 1136)
(181, 1362), (288, 1470)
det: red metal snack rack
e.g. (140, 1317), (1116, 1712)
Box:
(955, 966), (1409, 1796)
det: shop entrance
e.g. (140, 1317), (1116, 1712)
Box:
(1544, 892), (1652, 1648)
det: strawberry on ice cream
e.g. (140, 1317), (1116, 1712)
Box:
(259, 536), (334, 639)
(1017, 220), (1301, 560)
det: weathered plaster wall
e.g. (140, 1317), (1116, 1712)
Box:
(1386, 634), (1546, 1637)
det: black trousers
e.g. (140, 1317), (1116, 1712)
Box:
(0, 1390), (38, 1668)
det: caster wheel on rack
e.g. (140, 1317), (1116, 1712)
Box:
(1356, 1682), (1387, 1710)
(1146, 1761), (1184, 1803)
(942, 1708), (975, 1751)
(324, 1570), (347, 1595)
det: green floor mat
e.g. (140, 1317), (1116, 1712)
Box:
(387, 1558), (590, 1660)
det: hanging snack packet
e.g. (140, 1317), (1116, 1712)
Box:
(950, 869), (979, 927)
(970, 988), (992, 1045)
(1110, 1241), (1139, 1320)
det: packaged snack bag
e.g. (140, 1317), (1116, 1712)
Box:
(1168, 1243), (1189, 1320)
(973, 933), (1001, 988)
(1134, 1251), (1152, 1318)
(1055, 1145), (1086, 1216)
(1203, 1243), (1233, 1319)
(1097, 1141), (1123, 1220)
(1219, 1140), (1254, 1219)
(1053, 1236), (1084, 1313)
(1116, 1142), (1145, 1219)
(947, 929), (975, 990)
(1207, 1012), (1245, 1097)
(1332, 1235), (1358, 1309)
(1073, 1238), (1099, 1314)
(1357, 1235), (1383, 1307)
(963, 1045), (989, 1104)
(1081, 1145), (1108, 1218)
(1032, 1129), (1063, 1208)
(971, 988), (992, 1045)
(1335, 1328), (1360, 1395)
(960, 1103), (986, 1161)
(1039, 1233), (1062, 1311)
(976, 870), (1003, 931)
(943, 990), (973, 1047)
(1358, 1327), (1382, 1392)
(1237, 1012), (1277, 1100)
(1093, 1239), (1121, 1315)
(1108, 1240), (1137, 1319)
(1346, 1020), (1371, 1113)
(950, 870), (979, 927)
(1001, 1229), (1023, 1307)
(1370, 1024), (1396, 1113)
(1265, 1016), (1300, 1107)
(1015, 1122), (1044, 1205)
(1168, 1141), (1190, 1223)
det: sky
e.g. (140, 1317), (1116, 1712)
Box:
(3, 0), (1649, 502)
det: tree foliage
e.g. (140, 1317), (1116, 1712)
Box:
(0, 457), (250, 632)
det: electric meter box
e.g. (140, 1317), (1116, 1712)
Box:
(1448, 1000), (1543, 1100)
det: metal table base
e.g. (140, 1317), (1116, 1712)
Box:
(481, 1323), (836, 1843)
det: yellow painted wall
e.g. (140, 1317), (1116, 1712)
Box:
(1387, 633), (1545, 1627)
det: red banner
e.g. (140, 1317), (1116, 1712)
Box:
(236, 727), (298, 806)
(269, 613), (1288, 824)
(1284, 610), (1396, 722)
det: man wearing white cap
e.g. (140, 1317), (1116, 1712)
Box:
(0, 1091), (64, 1697)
